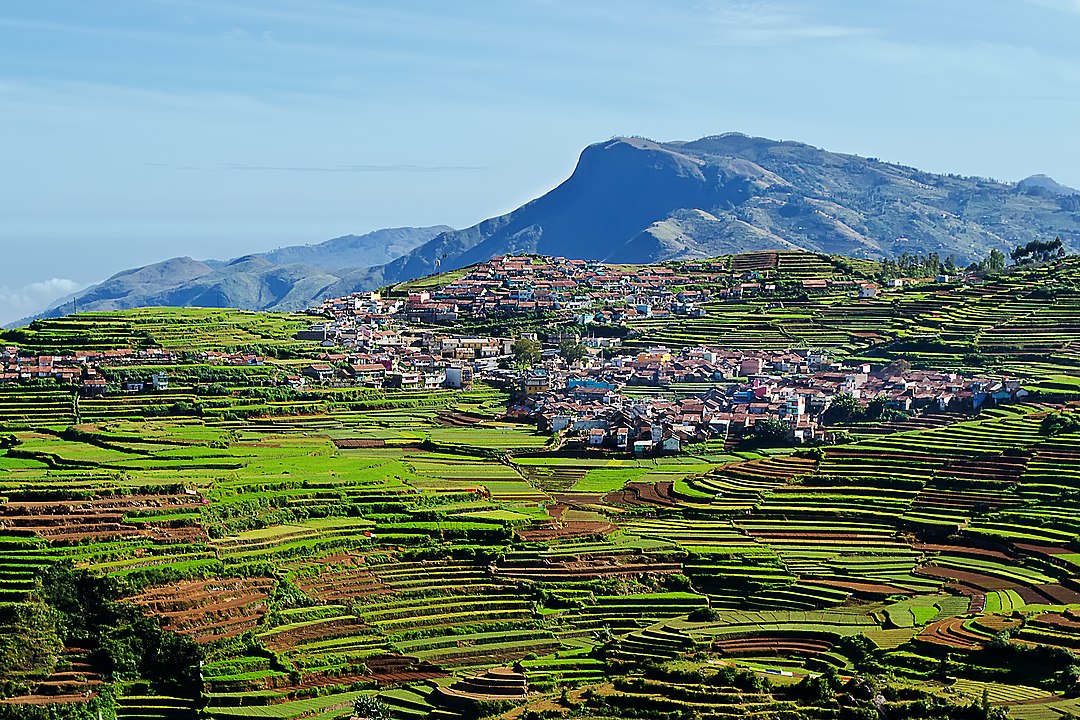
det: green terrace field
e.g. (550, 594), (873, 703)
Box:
(3, 397), (1080, 720)
(2, 258), (1080, 720)
(626, 255), (1080, 391)
(2, 307), (311, 353)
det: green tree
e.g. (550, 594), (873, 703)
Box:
(822, 392), (860, 425)
(749, 418), (790, 446)
(511, 337), (541, 369)
(353, 696), (389, 719)
(0, 601), (63, 677)
(557, 336), (587, 365)
(981, 248), (1006, 273)
(1012, 236), (1065, 265)
(1040, 411), (1080, 436)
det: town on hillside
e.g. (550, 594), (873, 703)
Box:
(0, 254), (1028, 452)
(276, 254), (1028, 451)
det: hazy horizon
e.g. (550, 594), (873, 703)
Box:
(4, 0), (1080, 324)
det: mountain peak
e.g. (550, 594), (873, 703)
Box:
(1017, 174), (1080, 196)
(16, 133), (1078, 327)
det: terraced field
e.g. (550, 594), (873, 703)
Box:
(3, 255), (1080, 719)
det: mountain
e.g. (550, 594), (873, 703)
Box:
(1017, 174), (1080, 197)
(343, 135), (1079, 289)
(19, 134), (1080, 325)
(255, 226), (452, 270)
(13, 226), (447, 326)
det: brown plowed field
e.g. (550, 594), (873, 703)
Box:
(130, 577), (273, 643)
(333, 438), (387, 448)
(494, 558), (681, 581)
(603, 481), (678, 508)
(435, 410), (484, 427)
(809, 578), (913, 599)
(712, 636), (833, 656)
(1018, 584), (1080, 605)
(915, 565), (1016, 591)
(917, 617), (986, 650)
(516, 521), (616, 542)
(277, 656), (447, 693)
(293, 560), (389, 603)
(0, 493), (206, 544)
(914, 543), (1015, 562)
(263, 617), (371, 651)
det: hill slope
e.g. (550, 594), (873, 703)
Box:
(17, 226), (447, 326)
(26, 133), (1080, 323)
(348, 135), (1078, 289)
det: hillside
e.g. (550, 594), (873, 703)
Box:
(23, 133), (1080, 324)
(1, 254), (1080, 718)
(14, 226), (448, 326)
(344, 134), (1080, 289)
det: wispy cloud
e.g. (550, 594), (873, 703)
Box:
(224, 163), (485, 173)
(0, 278), (84, 319)
(697, 0), (874, 46)
(1022, 0), (1080, 14)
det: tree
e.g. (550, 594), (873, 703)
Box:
(557, 336), (587, 366)
(1040, 411), (1080, 437)
(510, 337), (541, 369)
(822, 392), (860, 425)
(980, 248), (1006, 274)
(353, 696), (389, 719)
(797, 666), (842, 703)
(0, 601), (63, 677)
(864, 394), (890, 421)
(883, 358), (912, 376)
(1012, 236), (1065, 265)
(749, 418), (790, 446)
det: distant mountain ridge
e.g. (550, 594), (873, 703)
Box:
(17, 226), (449, 326)
(1017, 174), (1080, 197)
(18, 133), (1080, 326)
(343, 135), (1079, 290)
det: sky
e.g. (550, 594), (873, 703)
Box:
(2, 0), (1080, 323)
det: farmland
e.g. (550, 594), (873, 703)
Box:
(2, 252), (1080, 720)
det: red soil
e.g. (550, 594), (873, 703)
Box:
(603, 481), (679, 508)
(517, 521), (617, 542)
(915, 565), (1017, 591)
(917, 617), (986, 651)
(129, 577), (273, 643)
(712, 635), (833, 656)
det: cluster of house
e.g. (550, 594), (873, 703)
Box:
(196, 351), (266, 366)
(287, 329), (518, 389)
(0, 346), (179, 395)
(305, 255), (718, 328)
(289, 354), (472, 391)
(506, 347), (1029, 452)
(424, 255), (719, 323)
(305, 255), (964, 335)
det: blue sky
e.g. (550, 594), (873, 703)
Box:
(3, 0), (1080, 322)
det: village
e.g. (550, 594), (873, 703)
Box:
(0, 254), (1000, 452)
(504, 347), (1028, 453)
(306, 253), (927, 327)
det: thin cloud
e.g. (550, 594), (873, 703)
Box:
(0, 278), (84, 318)
(698, 0), (874, 46)
(1022, 0), (1080, 13)
(224, 163), (485, 173)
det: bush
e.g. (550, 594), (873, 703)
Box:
(1041, 411), (1080, 436)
